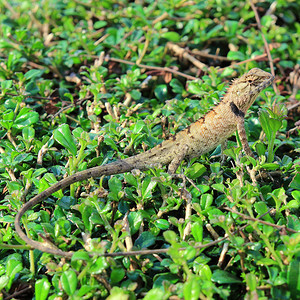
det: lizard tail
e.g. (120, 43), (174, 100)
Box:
(14, 159), (136, 257)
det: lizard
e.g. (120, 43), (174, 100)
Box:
(14, 68), (274, 258)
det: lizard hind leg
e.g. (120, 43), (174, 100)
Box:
(168, 144), (189, 174)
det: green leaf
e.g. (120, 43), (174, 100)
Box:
(188, 81), (206, 95)
(88, 257), (109, 274)
(108, 177), (123, 200)
(141, 176), (157, 199)
(134, 231), (156, 248)
(24, 69), (45, 80)
(163, 230), (177, 244)
(61, 270), (78, 296)
(53, 124), (77, 156)
(161, 32), (181, 42)
(170, 78), (184, 94)
(35, 278), (51, 300)
(57, 196), (76, 209)
(290, 173), (300, 190)
(0, 109), (14, 130)
(225, 20), (239, 35)
(22, 126), (35, 140)
(261, 163), (280, 170)
(183, 276), (201, 300)
(0, 275), (9, 291)
(132, 120), (146, 134)
(13, 107), (39, 130)
(110, 268), (125, 284)
(94, 20), (107, 29)
(6, 259), (23, 290)
(71, 252), (91, 262)
(128, 211), (143, 235)
(200, 194), (213, 210)
(287, 259), (300, 299)
(259, 110), (282, 141)
(186, 163), (206, 179)
(1, 80), (13, 91)
(144, 288), (165, 300)
(246, 273), (257, 292)
(292, 190), (300, 201)
(154, 219), (169, 230)
(212, 270), (241, 284)
(227, 51), (245, 61)
(191, 221), (203, 242)
(154, 84), (169, 101)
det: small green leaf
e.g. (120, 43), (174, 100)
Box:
(94, 20), (107, 29)
(144, 288), (165, 300)
(154, 219), (169, 230)
(13, 107), (39, 130)
(71, 252), (91, 262)
(0, 275), (9, 291)
(261, 163), (280, 170)
(290, 173), (300, 190)
(6, 259), (23, 290)
(163, 230), (177, 244)
(170, 78), (184, 94)
(186, 163), (206, 179)
(191, 221), (203, 242)
(53, 124), (77, 156)
(212, 270), (241, 284)
(154, 84), (169, 101)
(35, 278), (51, 300)
(161, 32), (181, 42)
(128, 211), (143, 235)
(24, 69), (45, 80)
(200, 194), (213, 210)
(22, 126), (35, 140)
(108, 177), (123, 200)
(227, 51), (245, 61)
(188, 81), (206, 95)
(134, 231), (156, 248)
(57, 196), (76, 209)
(183, 276), (201, 300)
(88, 257), (109, 274)
(110, 268), (125, 284)
(0, 110), (14, 130)
(287, 260), (300, 299)
(141, 176), (157, 199)
(61, 270), (78, 296)
(246, 273), (257, 292)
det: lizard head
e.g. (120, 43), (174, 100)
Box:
(230, 68), (274, 112)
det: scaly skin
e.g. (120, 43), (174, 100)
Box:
(14, 68), (274, 257)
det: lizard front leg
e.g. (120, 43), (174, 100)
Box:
(237, 117), (255, 157)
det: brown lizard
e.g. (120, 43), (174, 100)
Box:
(14, 68), (274, 257)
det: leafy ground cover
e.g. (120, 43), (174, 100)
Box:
(0, 0), (299, 299)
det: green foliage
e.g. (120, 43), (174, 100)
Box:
(0, 0), (299, 299)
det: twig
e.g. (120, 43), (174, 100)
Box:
(103, 55), (198, 80)
(223, 206), (298, 233)
(190, 49), (232, 62)
(249, 0), (278, 94)
(217, 53), (268, 72)
(167, 42), (208, 71)
(136, 34), (150, 65)
(3, 286), (32, 300)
